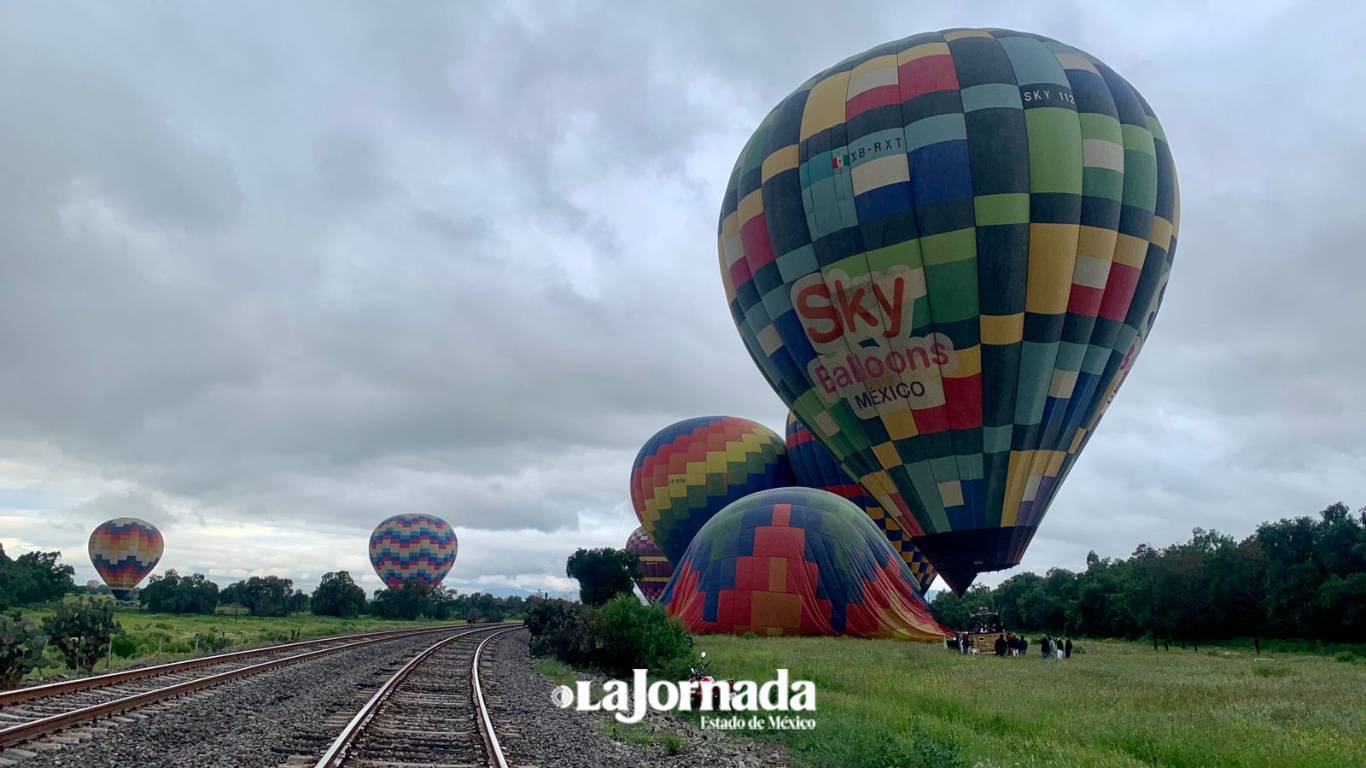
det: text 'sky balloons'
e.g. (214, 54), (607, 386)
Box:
(368, 514), (458, 591)
(786, 412), (936, 592)
(625, 526), (674, 603)
(719, 29), (1178, 593)
(89, 518), (164, 599)
(630, 416), (792, 563)
(661, 488), (949, 640)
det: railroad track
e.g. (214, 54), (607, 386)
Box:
(0, 623), (510, 753)
(308, 624), (522, 768)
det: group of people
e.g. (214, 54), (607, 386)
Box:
(1037, 634), (1073, 660)
(951, 631), (1074, 660)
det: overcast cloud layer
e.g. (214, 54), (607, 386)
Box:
(3, 1), (1364, 595)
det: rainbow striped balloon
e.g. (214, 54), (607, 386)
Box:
(630, 416), (791, 564)
(89, 518), (164, 599)
(368, 514), (458, 591)
(625, 526), (673, 602)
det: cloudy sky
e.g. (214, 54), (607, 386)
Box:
(2, 1), (1364, 596)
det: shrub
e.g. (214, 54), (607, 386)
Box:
(525, 597), (591, 664)
(525, 596), (694, 677)
(0, 611), (50, 688)
(43, 598), (121, 672)
(587, 595), (694, 677)
(111, 633), (139, 658)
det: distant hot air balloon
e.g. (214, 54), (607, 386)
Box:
(89, 518), (164, 600)
(786, 412), (936, 592)
(625, 526), (673, 602)
(368, 514), (458, 591)
(718, 29), (1178, 593)
(661, 487), (949, 640)
(630, 416), (792, 563)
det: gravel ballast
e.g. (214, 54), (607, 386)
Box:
(15, 632), (447, 768)
(485, 631), (795, 768)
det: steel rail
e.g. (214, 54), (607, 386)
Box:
(0, 622), (469, 707)
(0, 623), (510, 750)
(472, 626), (521, 768)
(312, 624), (521, 768)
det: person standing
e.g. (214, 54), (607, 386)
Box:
(994, 633), (1007, 657)
(1040, 634), (1052, 660)
(1064, 636), (1073, 659)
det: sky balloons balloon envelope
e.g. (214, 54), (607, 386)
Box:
(718, 28), (1178, 593)
(661, 487), (948, 640)
(88, 517), (164, 599)
(368, 514), (458, 591)
(630, 416), (792, 564)
(625, 526), (673, 602)
(787, 411), (936, 593)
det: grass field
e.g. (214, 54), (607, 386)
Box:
(688, 636), (1366, 768)
(18, 605), (455, 681)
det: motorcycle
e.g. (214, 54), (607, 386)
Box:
(687, 651), (728, 709)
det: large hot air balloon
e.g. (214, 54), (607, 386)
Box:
(368, 514), (458, 591)
(718, 29), (1178, 593)
(661, 487), (948, 640)
(786, 411), (936, 592)
(625, 526), (673, 602)
(89, 518), (164, 599)
(630, 416), (792, 563)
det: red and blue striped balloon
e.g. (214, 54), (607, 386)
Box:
(368, 514), (458, 591)
(89, 518), (164, 599)
(625, 526), (673, 602)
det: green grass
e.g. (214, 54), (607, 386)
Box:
(19, 605), (456, 681)
(691, 635), (1366, 768)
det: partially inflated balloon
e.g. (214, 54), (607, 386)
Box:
(630, 416), (792, 563)
(369, 514), (458, 591)
(719, 29), (1178, 593)
(786, 412), (936, 592)
(661, 488), (948, 640)
(89, 518), (163, 599)
(625, 526), (673, 602)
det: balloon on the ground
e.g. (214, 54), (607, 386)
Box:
(718, 28), (1178, 593)
(786, 412), (936, 592)
(89, 518), (164, 599)
(661, 487), (949, 640)
(625, 526), (673, 602)
(630, 416), (792, 563)
(368, 514), (458, 591)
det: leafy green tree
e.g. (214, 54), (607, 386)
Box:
(222, 576), (294, 617)
(369, 582), (432, 620)
(139, 570), (219, 614)
(566, 548), (638, 606)
(0, 545), (75, 609)
(311, 571), (367, 618)
(287, 590), (310, 614)
(43, 599), (120, 672)
(928, 584), (994, 630)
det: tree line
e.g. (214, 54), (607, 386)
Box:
(929, 503), (1366, 651)
(0, 550), (527, 623)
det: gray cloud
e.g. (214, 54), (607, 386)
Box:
(2, 1), (1364, 592)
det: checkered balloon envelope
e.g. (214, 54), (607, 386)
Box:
(717, 28), (1178, 593)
